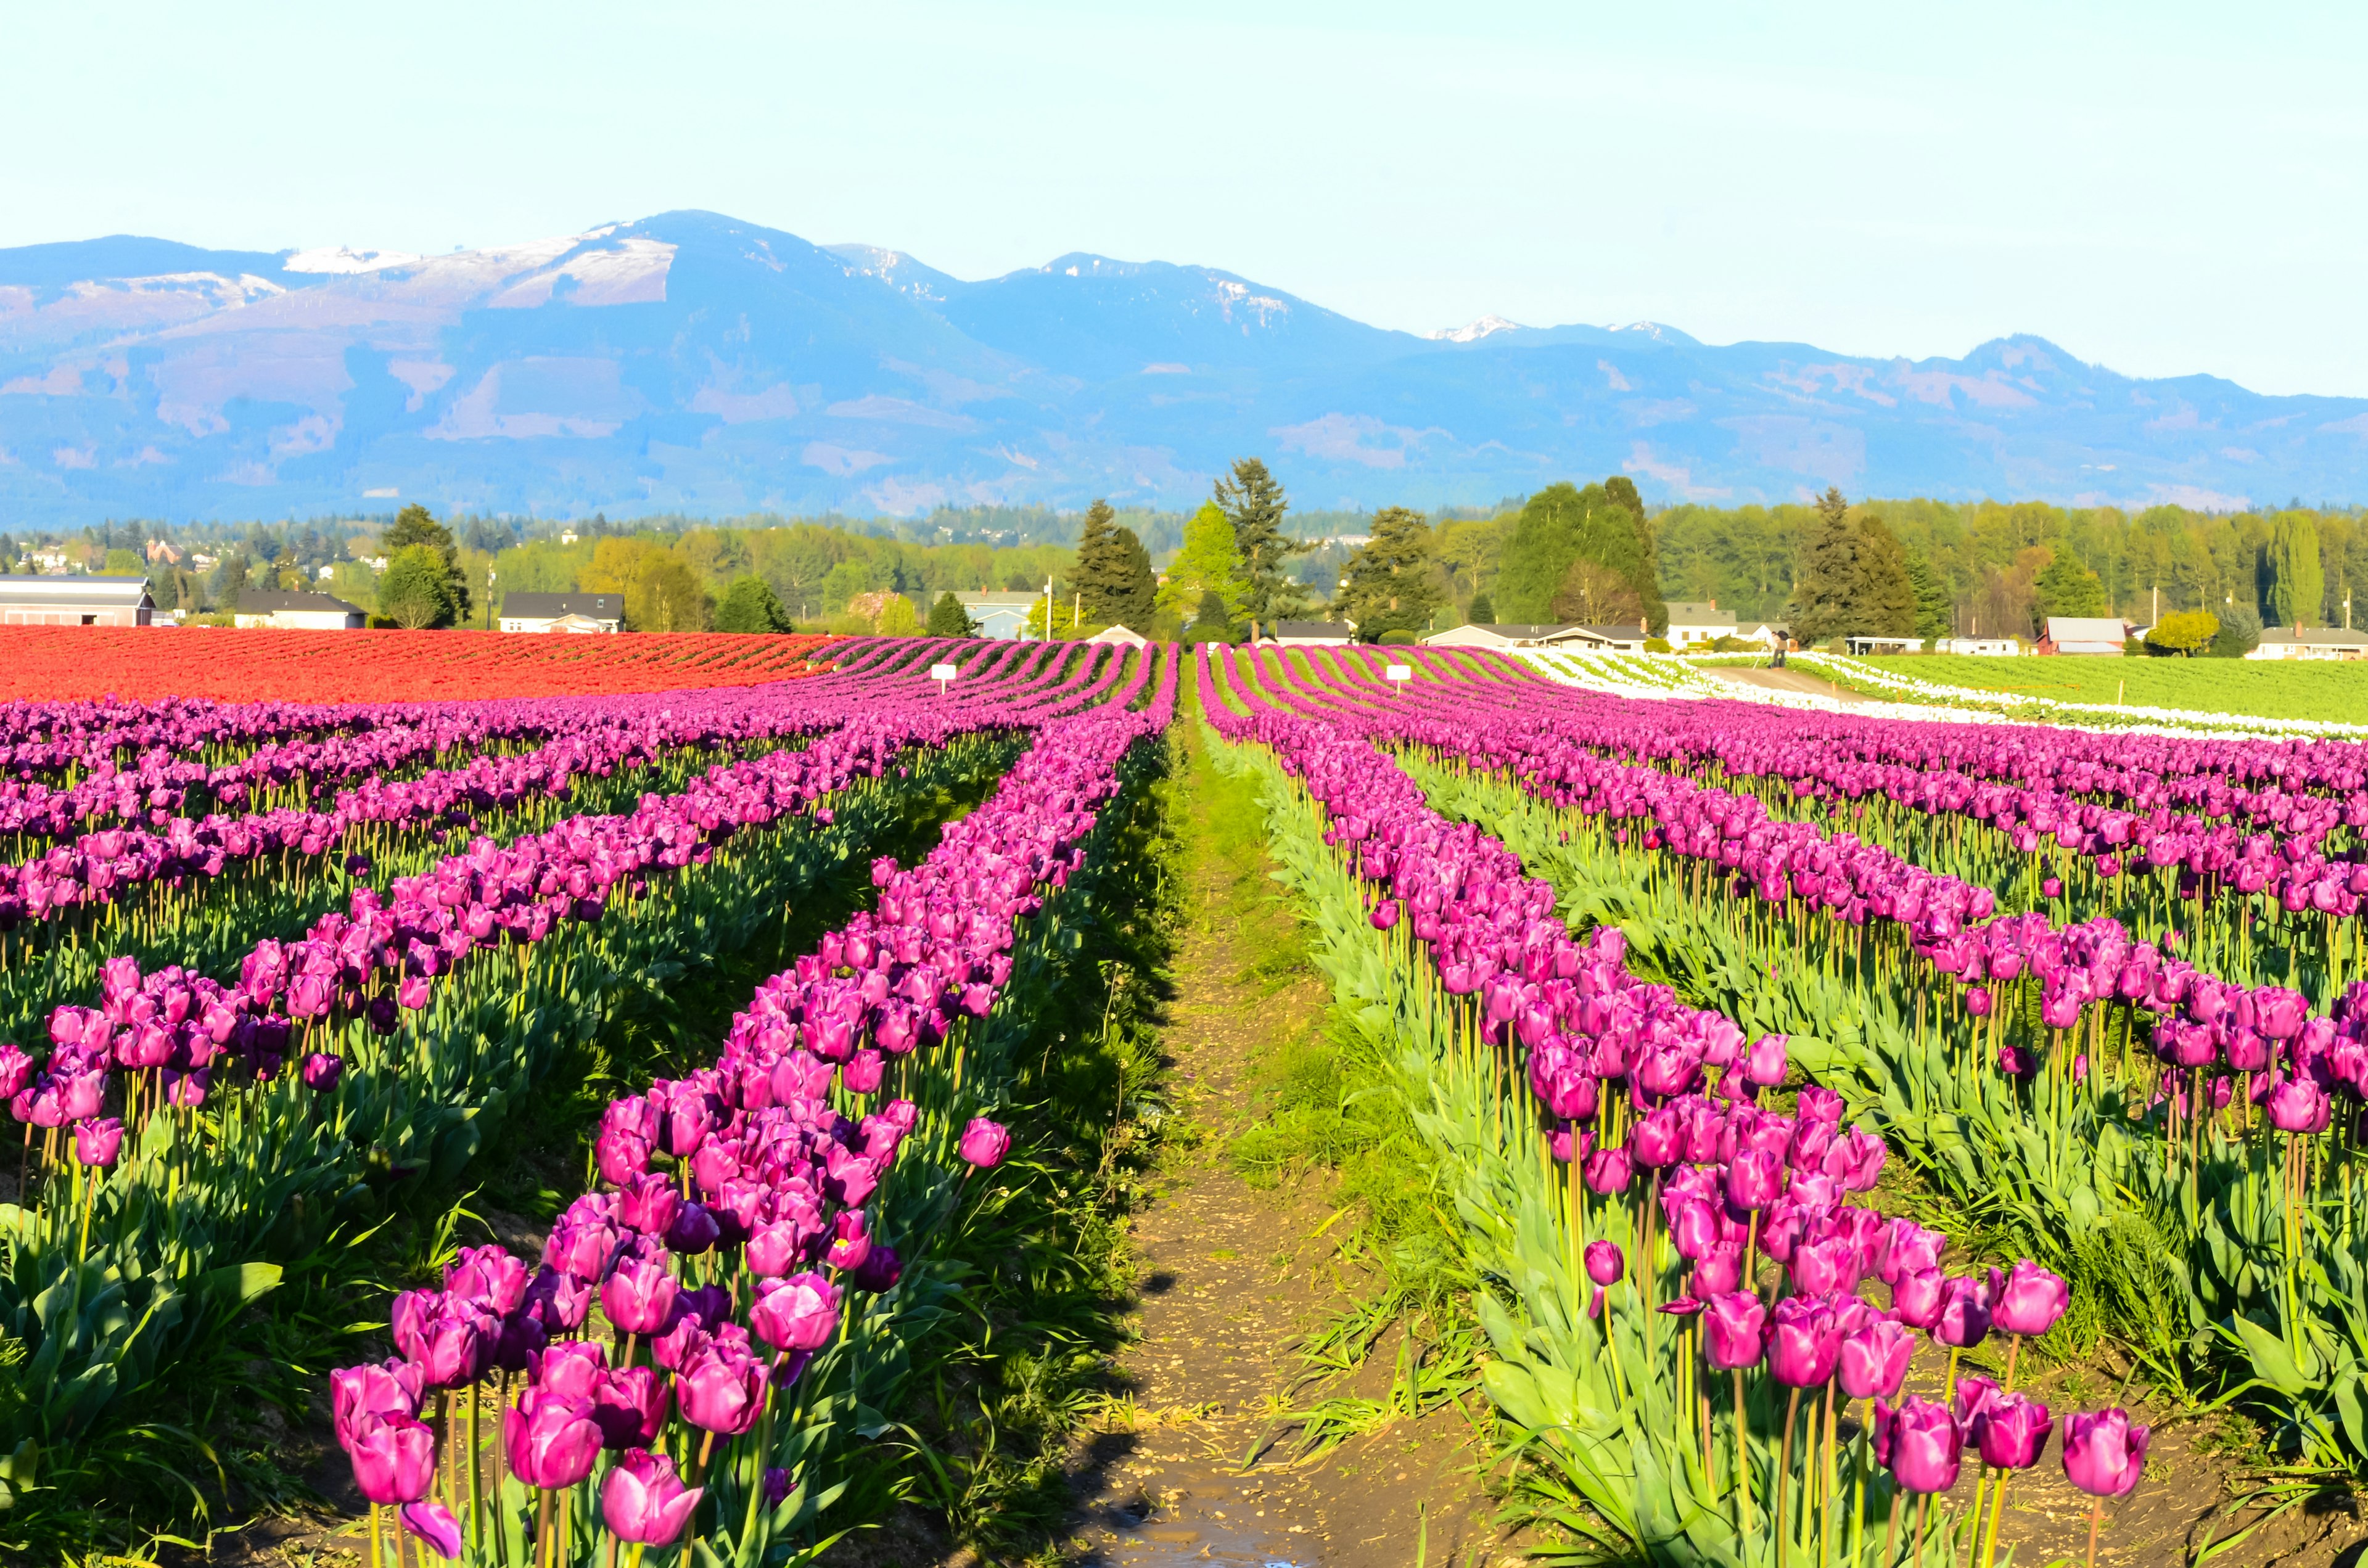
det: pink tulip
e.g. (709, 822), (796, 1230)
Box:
(72, 1117), (123, 1167)
(1878, 1396), (1963, 1493)
(399, 1500), (464, 1560)
(601, 1448), (705, 1546)
(676, 1342), (768, 1435)
(1837, 1318), (1916, 1400)
(503, 1386), (602, 1488)
(1584, 1240), (1624, 1287)
(2062, 1407), (2149, 1498)
(600, 1257), (679, 1336)
(1703, 1291), (1767, 1370)
(1994, 1258), (2069, 1338)
(346, 1411), (437, 1504)
(750, 1272), (842, 1353)
(958, 1117), (1011, 1168)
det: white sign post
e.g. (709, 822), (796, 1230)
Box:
(931, 662), (958, 697)
(1386, 663), (1413, 695)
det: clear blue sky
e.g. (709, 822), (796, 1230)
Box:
(7, 2), (2361, 396)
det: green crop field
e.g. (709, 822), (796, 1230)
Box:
(1856, 653), (2368, 724)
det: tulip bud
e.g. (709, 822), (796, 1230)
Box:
(1583, 1240), (1624, 1287)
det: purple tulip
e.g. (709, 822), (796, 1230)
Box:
(1743, 1033), (1787, 1086)
(602, 1448), (705, 1546)
(1994, 1259), (2069, 1338)
(825, 1209), (872, 1273)
(1767, 1294), (1843, 1387)
(1724, 1148), (1781, 1211)
(1880, 1396), (1963, 1493)
(301, 1052), (345, 1093)
(1971, 1389), (2054, 1469)
(849, 1241), (905, 1294)
(1703, 1291), (1768, 1370)
(1837, 1318), (1916, 1400)
(1584, 1240), (1624, 1287)
(345, 1411), (437, 1504)
(1790, 1235), (1862, 1296)
(504, 1386), (602, 1489)
(1933, 1272), (1996, 1349)
(1582, 1146), (1634, 1196)
(444, 1244), (529, 1316)
(2062, 1407), (2149, 1498)
(591, 1366), (671, 1450)
(676, 1342), (768, 1435)
(600, 1257), (679, 1336)
(663, 1201), (722, 1255)
(958, 1117), (1011, 1169)
(2267, 1077), (2331, 1134)
(751, 1272), (842, 1352)
(72, 1116), (123, 1167)
(399, 1501), (464, 1561)
(331, 1359), (426, 1449)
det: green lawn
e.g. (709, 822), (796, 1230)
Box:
(1854, 654), (2368, 724)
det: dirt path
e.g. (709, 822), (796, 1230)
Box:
(1701, 665), (1872, 704)
(1063, 790), (1513, 1568)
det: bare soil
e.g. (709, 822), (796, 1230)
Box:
(1053, 820), (1514, 1568)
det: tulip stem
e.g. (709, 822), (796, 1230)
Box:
(468, 1387), (482, 1553)
(535, 1488), (553, 1568)
(1980, 1469), (2013, 1568)
(2084, 1497), (2101, 1568)
(1775, 1386), (1802, 1557)
(1883, 1490), (1903, 1567)
(1732, 1368), (1753, 1538)
(1822, 1380), (1838, 1568)
(370, 1503), (382, 1568)
(2002, 1335), (2021, 1395)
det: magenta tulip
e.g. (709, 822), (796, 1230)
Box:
(503, 1386), (602, 1489)
(1971, 1389), (2054, 1469)
(958, 1117), (1010, 1169)
(1933, 1272), (1996, 1349)
(1703, 1291), (1768, 1370)
(750, 1272), (841, 1353)
(1837, 1318), (1916, 1401)
(1582, 1146), (1633, 1195)
(1994, 1259), (2070, 1338)
(676, 1342), (768, 1435)
(1584, 1240), (1624, 1287)
(2061, 1407), (2149, 1498)
(72, 1117), (123, 1167)
(332, 1360), (426, 1450)
(346, 1411), (437, 1504)
(1767, 1294), (1843, 1387)
(602, 1448), (705, 1546)
(1724, 1148), (1781, 1211)
(1891, 1266), (1946, 1330)
(600, 1257), (679, 1336)
(591, 1366), (671, 1450)
(399, 1500), (464, 1560)
(1882, 1396), (1963, 1493)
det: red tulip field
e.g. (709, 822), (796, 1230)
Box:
(11, 632), (2362, 1566)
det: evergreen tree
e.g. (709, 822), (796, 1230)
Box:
(1905, 548), (1952, 640)
(1069, 499), (1133, 623)
(2266, 512), (2326, 628)
(1186, 589), (1239, 644)
(1856, 517), (1915, 636)
(1214, 458), (1304, 622)
(1598, 474), (1669, 634)
(1466, 589), (1495, 625)
(1156, 502), (1243, 622)
(2033, 550), (2108, 625)
(1093, 527), (1157, 631)
(714, 575), (793, 633)
(1786, 488), (1859, 644)
(1334, 507), (1441, 639)
(924, 591), (978, 638)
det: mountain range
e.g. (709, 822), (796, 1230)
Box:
(2, 209), (2362, 523)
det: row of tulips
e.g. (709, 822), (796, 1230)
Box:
(1198, 643), (2149, 1563)
(0, 640), (1112, 1484)
(1262, 644), (2368, 1466)
(332, 644), (1178, 1565)
(1423, 647), (2368, 990)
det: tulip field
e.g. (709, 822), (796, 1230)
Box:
(14, 622), (2361, 1566)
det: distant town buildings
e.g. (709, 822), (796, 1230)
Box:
(500, 592), (623, 633)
